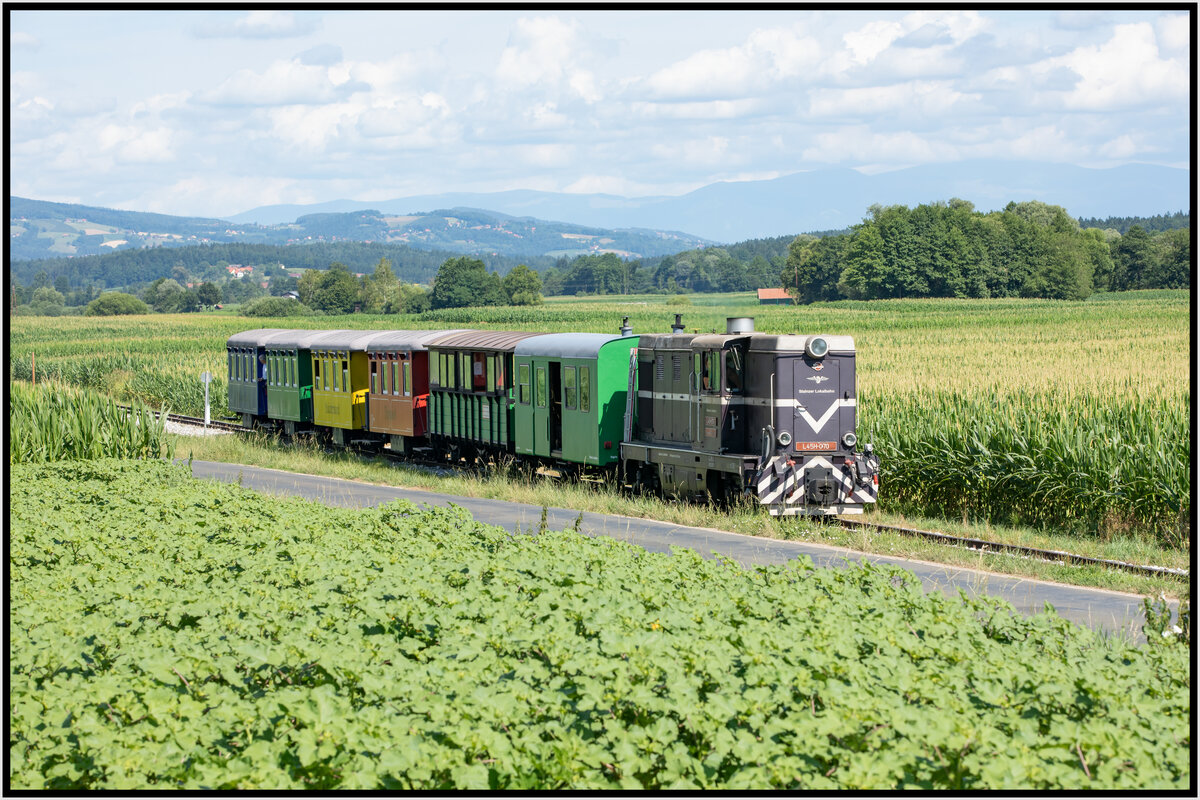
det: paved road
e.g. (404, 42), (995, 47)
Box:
(189, 460), (1168, 640)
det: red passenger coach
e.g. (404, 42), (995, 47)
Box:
(366, 330), (471, 454)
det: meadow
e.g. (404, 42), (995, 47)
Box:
(8, 289), (1190, 544)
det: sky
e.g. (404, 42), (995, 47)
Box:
(8, 9), (1192, 219)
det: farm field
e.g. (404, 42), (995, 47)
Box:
(8, 289), (1190, 547)
(9, 458), (1191, 790)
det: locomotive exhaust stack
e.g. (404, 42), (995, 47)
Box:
(726, 317), (754, 334)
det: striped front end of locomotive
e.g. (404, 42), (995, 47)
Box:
(756, 451), (879, 516)
(751, 335), (879, 516)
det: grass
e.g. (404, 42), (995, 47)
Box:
(173, 428), (1190, 600)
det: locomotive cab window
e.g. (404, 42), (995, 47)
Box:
(700, 351), (719, 393)
(724, 346), (744, 394)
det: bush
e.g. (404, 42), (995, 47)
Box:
(84, 292), (149, 316)
(667, 294), (692, 306)
(239, 296), (313, 317)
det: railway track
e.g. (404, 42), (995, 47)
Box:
(121, 405), (246, 433)
(156, 410), (1188, 582)
(836, 518), (1188, 581)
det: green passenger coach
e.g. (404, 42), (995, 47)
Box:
(226, 329), (292, 427)
(513, 333), (640, 466)
(428, 330), (549, 456)
(263, 330), (326, 435)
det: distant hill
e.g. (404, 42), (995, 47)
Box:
(227, 161), (1191, 242)
(8, 199), (713, 263)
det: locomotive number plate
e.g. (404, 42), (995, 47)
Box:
(795, 441), (836, 451)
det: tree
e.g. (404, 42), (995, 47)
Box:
(1110, 225), (1153, 291)
(197, 281), (222, 308)
(85, 292), (149, 316)
(362, 258), (400, 313)
(502, 264), (543, 305)
(177, 288), (203, 313)
(1146, 228), (1190, 289)
(398, 283), (431, 313)
(29, 286), (66, 316)
(147, 278), (186, 312)
(430, 257), (506, 309)
(297, 269), (322, 308)
(54, 275), (70, 295)
(313, 263), (360, 314)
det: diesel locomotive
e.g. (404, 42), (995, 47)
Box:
(226, 316), (879, 516)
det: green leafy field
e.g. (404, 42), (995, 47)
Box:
(9, 460), (1190, 789)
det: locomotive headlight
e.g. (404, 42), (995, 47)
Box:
(842, 432), (857, 449)
(778, 430), (792, 447)
(806, 336), (829, 359)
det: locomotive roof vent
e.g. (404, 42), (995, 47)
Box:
(726, 316), (755, 334)
(671, 314), (685, 333)
(620, 316), (633, 336)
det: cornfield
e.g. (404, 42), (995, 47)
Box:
(9, 380), (174, 464)
(8, 291), (1190, 544)
(862, 388), (1190, 545)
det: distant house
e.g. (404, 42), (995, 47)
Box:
(226, 264), (254, 279)
(285, 291), (300, 300)
(757, 288), (794, 305)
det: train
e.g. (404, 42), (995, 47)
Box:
(226, 315), (880, 516)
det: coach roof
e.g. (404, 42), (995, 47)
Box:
(365, 329), (474, 351)
(428, 330), (551, 352)
(226, 329), (296, 348)
(306, 330), (394, 352)
(513, 332), (636, 359)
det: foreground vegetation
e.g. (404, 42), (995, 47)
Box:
(8, 290), (1190, 546)
(10, 459), (1190, 790)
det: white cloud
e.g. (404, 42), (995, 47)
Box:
(1041, 22), (1188, 110)
(1156, 13), (1189, 55)
(12, 31), (40, 49)
(842, 20), (906, 65)
(641, 25), (822, 101)
(630, 98), (765, 120)
(801, 127), (948, 163)
(193, 11), (319, 39)
(651, 136), (731, 166)
(495, 16), (600, 103)
(809, 81), (980, 119)
(201, 60), (361, 106)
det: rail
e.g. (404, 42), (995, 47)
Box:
(837, 517), (1188, 580)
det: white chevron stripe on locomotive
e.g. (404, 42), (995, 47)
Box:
(795, 398), (856, 433)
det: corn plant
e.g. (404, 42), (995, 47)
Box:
(9, 380), (174, 464)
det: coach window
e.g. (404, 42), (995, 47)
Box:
(323, 356), (331, 391)
(342, 356), (349, 392)
(228, 351), (234, 381)
(403, 360), (412, 397)
(486, 355), (495, 392)
(580, 367), (591, 413)
(313, 357), (321, 390)
(536, 366), (547, 407)
(564, 366), (577, 410)
(518, 364), (530, 404)
(371, 360), (379, 394)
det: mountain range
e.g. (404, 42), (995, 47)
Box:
(226, 160), (1191, 242)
